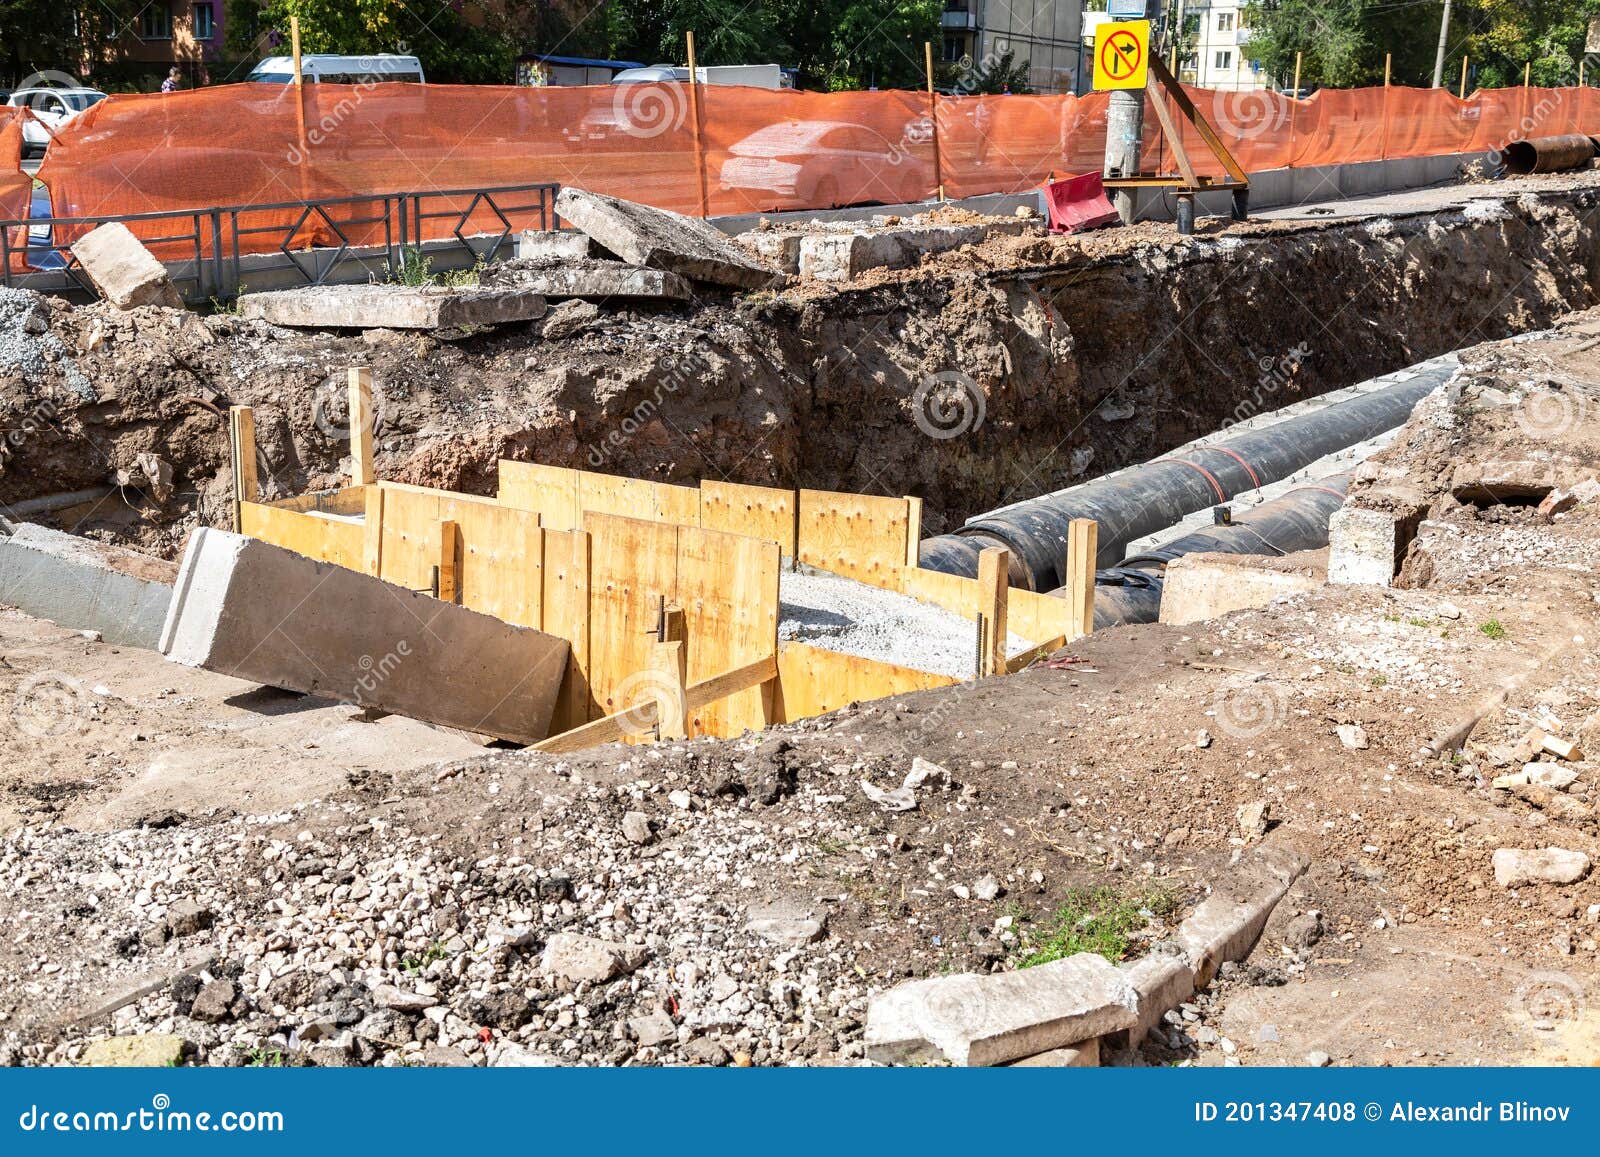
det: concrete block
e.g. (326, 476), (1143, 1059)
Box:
(555, 187), (777, 289)
(69, 222), (184, 310)
(864, 952), (1138, 1067)
(737, 231), (803, 274)
(516, 230), (594, 261)
(1327, 506), (1403, 586)
(1006, 1036), (1100, 1067)
(1176, 846), (1308, 987)
(1159, 550), (1327, 625)
(1120, 951), (1194, 1048)
(237, 284), (547, 330)
(486, 258), (692, 302)
(0, 523), (175, 648)
(159, 528), (569, 743)
(798, 223), (995, 282)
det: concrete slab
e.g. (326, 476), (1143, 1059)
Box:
(797, 220), (1035, 282)
(1006, 1036), (1101, 1067)
(515, 230), (595, 261)
(864, 952), (1138, 1066)
(1176, 846), (1308, 987)
(68, 222), (184, 310)
(555, 188), (777, 290)
(237, 284), (547, 330)
(0, 523), (176, 649)
(485, 258), (692, 302)
(1159, 550), (1327, 625)
(1328, 506), (1405, 586)
(158, 528), (569, 744)
(1121, 951), (1194, 1048)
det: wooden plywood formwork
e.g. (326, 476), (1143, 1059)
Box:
(796, 489), (916, 588)
(773, 641), (957, 721)
(497, 461), (582, 530)
(238, 500), (365, 572)
(675, 521), (780, 737)
(898, 564), (1072, 649)
(700, 479), (796, 556)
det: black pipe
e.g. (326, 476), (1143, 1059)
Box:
(917, 357), (1455, 591)
(1501, 134), (1597, 176)
(1084, 474), (1350, 628)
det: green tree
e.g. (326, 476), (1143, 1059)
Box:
(2, 1), (140, 88)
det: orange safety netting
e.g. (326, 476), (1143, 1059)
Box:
(17, 81), (1600, 261)
(1, 108), (32, 271)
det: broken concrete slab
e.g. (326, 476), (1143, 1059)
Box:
(1159, 549), (1327, 625)
(796, 218), (1038, 282)
(1176, 845), (1308, 987)
(540, 932), (648, 984)
(737, 231), (802, 274)
(0, 522), (175, 649)
(1121, 950), (1195, 1048)
(1492, 847), (1591, 888)
(516, 230), (596, 261)
(485, 257), (692, 302)
(237, 284), (547, 330)
(1328, 506), (1407, 586)
(743, 901), (827, 946)
(1006, 1036), (1100, 1067)
(864, 952), (1138, 1066)
(555, 187), (776, 290)
(158, 528), (569, 743)
(68, 222), (185, 310)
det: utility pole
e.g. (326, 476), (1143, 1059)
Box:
(1431, 0), (1452, 88)
(1102, 0), (1154, 224)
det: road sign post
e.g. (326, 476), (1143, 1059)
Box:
(1097, 18), (1151, 223)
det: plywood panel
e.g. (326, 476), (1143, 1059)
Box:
(374, 483), (444, 594)
(265, 485), (369, 516)
(498, 461), (580, 529)
(579, 472), (660, 525)
(898, 564), (1070, 647)
(1010, 587), (1072, 648)
(541, 528), (594, 733)
(797, 490), (912, 587)
(774, 642), (956, 721)
(436, 495), (543, 628)
(584, 513), (681, 724)
(676, 525), (779, 737)
(653, 481), (703, 528)
(240, 501), (364, 571)
(700, 479), (796, 555)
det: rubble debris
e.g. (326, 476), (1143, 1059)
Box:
(68, 222), (185, 311)
(516, 230), (596, 262)
(539, 932), (648, 984)
(158, 528), (570, 743)
(237, 284), (548, 330)
(485, 257), (693, 302)
(554, 188), (776, 290)
(78, 1034), (188, 1067)
(1491, 847), (1592, 888)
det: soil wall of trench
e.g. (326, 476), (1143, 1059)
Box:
(1, 183), (1598, 555)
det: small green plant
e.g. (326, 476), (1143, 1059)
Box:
(1012, 886), (1178, 968)
(1406, 616), (1431, 628)
(243, 1046), (288, 1067)
(402, 940), (450, 974)
(1479, 619), (1507, 640)
(437, 256), (487, 288)
(1371, 673), (1388, 688)
(208, 296), (241, 316)
(1382, 612), (1401, 623)
(391, 246), (434, 287)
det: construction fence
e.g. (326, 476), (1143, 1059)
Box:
(11, 80), (1600, 262)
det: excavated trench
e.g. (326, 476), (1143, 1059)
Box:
(1, 179), (1598, 556)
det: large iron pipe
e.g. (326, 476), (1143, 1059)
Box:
(1501, 134), (1598, 175)
(1085, 473), (1350, 628)
(918, 358), (1454, 591)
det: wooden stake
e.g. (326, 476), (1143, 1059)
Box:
(660, 603), (685, 643)
(1525, 61), (1531, 87)
(290, 16), (303, 87)
(1582, 58), (1586, 87)
(976, 546), (1009, 678)
(1384, 53), (1392, 86)
(1065, 518), (1098, 641)
(686, 32), (710, 219)
(1292, 51), (1302, 97)
(348, 367), (374, 486)
(1382, 53), (1392, 161)
(925, 42), (945, 201)
(653, 639), (689, 740)
(228, 405), (257, 533)
(903, 496), (923, 568)
(437, 519), (459, 603)
(1459, 55), (1469, 99)
(362, 484), (385, 578)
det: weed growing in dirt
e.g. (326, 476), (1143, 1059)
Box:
(242, 1046), (288, 1067)
(402, 941), (450, 975)
(1013, 886), (1179, 968)
(388, 247), (485, 288)
(1479, 619), (1508, 640)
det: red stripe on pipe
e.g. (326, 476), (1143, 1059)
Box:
(1198, 445), (1263, 490)
(1162, 458), (1227, 503)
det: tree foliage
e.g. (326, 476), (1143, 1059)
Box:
(1, 0), (140, 87)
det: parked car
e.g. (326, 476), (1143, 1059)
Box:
(719, 119), (932, 209)
(612, 63), (791, 89)
(245, 54), (426, 85)
(5, 87), (107, 157)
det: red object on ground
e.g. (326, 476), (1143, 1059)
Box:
(1044, 172), (1121, 234)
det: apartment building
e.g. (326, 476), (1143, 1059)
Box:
(941, 0), (1087, 94)
(1183, 0), (1269, 91)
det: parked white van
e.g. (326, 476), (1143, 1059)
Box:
(611, 64), (791, 89)
(245, 54), (425, 85)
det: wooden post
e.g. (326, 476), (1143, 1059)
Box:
(362, 484), (385, 578)
(1288, 51), (1304, 166)
(290, 16), (303, 86)
(437, 519), (459, 603)
(652, 639), (689, 740)
(660, 603), (685, 643)
(686, 32), (710, 219)
(228, 405), (257, 533)
(925, 41), (945, 201)
(1065, 518), (1098, 641)
(1381, 53), (1392, 161)
(1292, 51), (1302, 97)
(1459, 56), (1469, 99)
(1582, 58), (1586, 88)
(976, 546), (1009, 677)
(903, 496), (923, 568)
(348, 367), (374, 486)
(1524, 61), (1531, 87)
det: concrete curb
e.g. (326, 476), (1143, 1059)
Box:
(0, 523), (175, 648)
